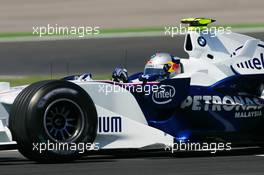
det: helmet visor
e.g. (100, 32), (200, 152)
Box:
(144, 68), (166, 76)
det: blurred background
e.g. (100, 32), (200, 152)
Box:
(0, 0), (263, 85)
(1, 0), (264, 32)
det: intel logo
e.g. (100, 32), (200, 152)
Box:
(236, 53), (264, 70)
(152, 85), (176, 104)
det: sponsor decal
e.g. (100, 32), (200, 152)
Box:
(235, 111), (262, 118)
(181, 95), (264, 118)
(98, 116), (122, 133)
(152, 85), (176, 104)
(197, 36), (207, 47)
(236, 53), (264, 70)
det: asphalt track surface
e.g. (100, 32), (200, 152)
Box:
(1, 148), (264, 175)
(0, 32), (263, 76)
(0, 34), (188, 76)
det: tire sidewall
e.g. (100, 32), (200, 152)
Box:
(24, 81), (97, 158)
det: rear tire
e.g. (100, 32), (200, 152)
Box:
(9, 80), (97, 162)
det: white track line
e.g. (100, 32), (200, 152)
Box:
(256, 154), (264, 157)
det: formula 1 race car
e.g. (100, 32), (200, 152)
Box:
(0, 18), (263, 162)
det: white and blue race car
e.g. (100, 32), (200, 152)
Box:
(0, 18), (263, 162)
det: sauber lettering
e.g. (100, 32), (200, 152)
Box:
(236, 53), (264, 70)
(98, 116), (122, 133)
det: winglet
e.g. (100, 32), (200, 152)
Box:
(181, 17), (215, 30)
(236, 39), (260, 58)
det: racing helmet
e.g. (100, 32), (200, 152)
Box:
(144, 53), (181, 78)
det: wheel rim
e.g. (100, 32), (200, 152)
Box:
(44, 98), (85, 142)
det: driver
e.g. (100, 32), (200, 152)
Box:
(112, 53), (182, 83)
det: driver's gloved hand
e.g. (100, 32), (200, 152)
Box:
(112, 68), (128, 83)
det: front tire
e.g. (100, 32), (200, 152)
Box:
(9, 80), (97, 162)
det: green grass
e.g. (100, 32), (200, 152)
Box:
(0, 32), (33, 38)
(101, 27), (164, 34)
(0, 27), (164, 38)
(0, 76), (57, 86)
(0, 75), (111, 87)
(1, 23), (264, 39)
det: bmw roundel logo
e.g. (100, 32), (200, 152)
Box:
(197, 36), (206, 47)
